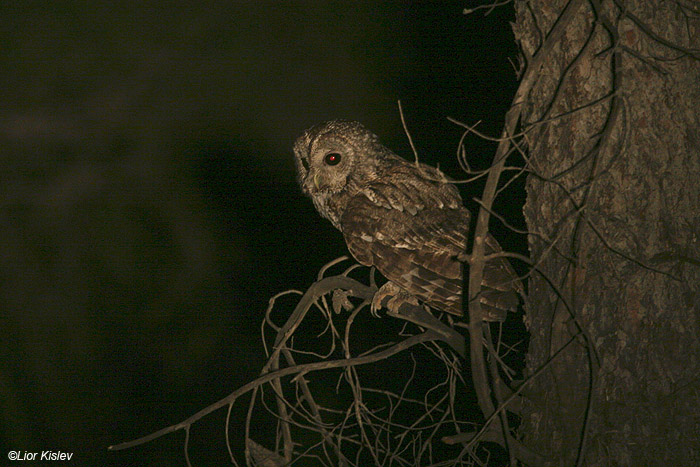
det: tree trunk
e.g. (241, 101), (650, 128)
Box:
(514, 0), (700, 465)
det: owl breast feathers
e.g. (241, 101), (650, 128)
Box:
(294, 120), (522, 321)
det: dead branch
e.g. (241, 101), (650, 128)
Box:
(110, 258), (495, 466)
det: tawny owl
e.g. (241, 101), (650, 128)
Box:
(294, 120), (522, 322)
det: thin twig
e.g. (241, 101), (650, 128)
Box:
(108, 332), (437, 451)
(398, 100), (420, 164)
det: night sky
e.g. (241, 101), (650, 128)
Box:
(1, 2), (519, 465)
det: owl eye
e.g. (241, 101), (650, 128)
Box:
(324, 152), (342, 166)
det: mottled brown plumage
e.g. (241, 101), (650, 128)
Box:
(294, 120), (522, 321)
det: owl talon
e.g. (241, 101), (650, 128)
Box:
(370, 287), (389, 318)
(371, 282), (419, 318)
(370, 299), (383, 318)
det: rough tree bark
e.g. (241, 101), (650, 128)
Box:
(513, 0), (700, 465)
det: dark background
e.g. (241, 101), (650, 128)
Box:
(1, 2), (519, 465)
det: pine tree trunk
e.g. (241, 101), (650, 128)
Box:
(514, 0), (700, 464)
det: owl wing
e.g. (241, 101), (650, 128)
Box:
(339, 175), (520, 321)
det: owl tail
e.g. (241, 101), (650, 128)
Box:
(475, 287), (520, 322)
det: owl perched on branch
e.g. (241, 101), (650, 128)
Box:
(294, 120), (522, 322)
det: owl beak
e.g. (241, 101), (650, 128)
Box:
(313, 172), (321, 190)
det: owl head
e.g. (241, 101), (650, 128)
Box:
(294, 120), (392, 228)
(294, 120), (390, 194)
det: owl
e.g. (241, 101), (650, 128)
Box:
(293, 120), (522, 322)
